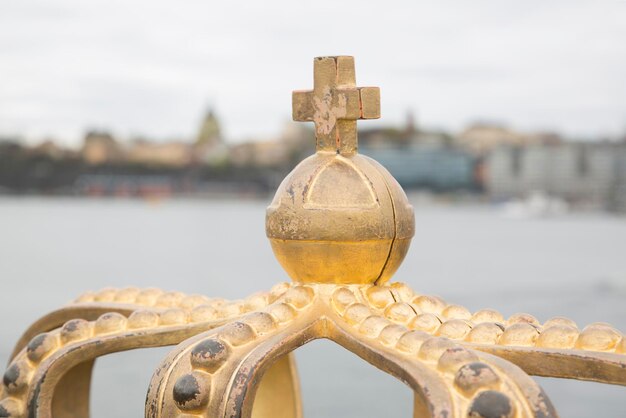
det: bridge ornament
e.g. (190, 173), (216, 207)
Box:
(1, 56), (625, 418)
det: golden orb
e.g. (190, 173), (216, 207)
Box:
(266, 56), (415, 284)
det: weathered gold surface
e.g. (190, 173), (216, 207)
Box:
(1, 56), (625, 418)
(268, 56), (415, 284)
(3, 284), (624, 417)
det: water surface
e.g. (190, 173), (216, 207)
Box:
(0, 197), (624, 417)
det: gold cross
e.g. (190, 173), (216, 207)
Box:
(292, 56), (380, 155)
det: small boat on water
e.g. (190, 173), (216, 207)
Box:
(500, 191), (569, 219)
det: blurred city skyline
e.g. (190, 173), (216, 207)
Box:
(1, 1), (626, 146)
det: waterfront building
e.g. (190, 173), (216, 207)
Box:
(126, 139), (193, 167)
(361, 141), (477, 191)
(487, 142), (626, 210)
(356, 114), (477, 191)
(457, 123), (561, 156)
(81, 131), (122, 165)
(230, 122), (313, 169)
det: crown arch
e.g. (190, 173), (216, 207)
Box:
(145, 284), (558, 418)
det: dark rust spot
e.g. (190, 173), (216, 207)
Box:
(468, 362), (490, 374)
(467, 390), (513, 418)
(455, 363), (500, 397)
(63, 320), (80, 332)
(27, 334), (46, 354)
(173, 374), (201, 409)
(3, 364), (20, 388)
(191, 338), (230, 372)
(193, 339), (226, 360)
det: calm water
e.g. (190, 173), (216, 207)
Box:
(0, 196), (625, 417)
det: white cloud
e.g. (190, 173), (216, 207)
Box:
(1, 0), (625, 145)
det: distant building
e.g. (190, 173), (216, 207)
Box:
(230, 141), (288, 168)
(230, 122), (313, 168)
(81, 131), (122, 165)
(30, 140), (67, 160)
(196, 109), (220, 145)
(360, 112), (453, 150)
(126, 140), (193, 167)
(487, 142), (626, 210)
(458, 123), (561, 155)
(357, 115), (477, 191)
(194, 109), (228, 165)
(361, 142), (476, 191)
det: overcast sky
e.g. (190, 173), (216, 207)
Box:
(1, 1), (626, 146)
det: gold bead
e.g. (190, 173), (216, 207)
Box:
(74, 291), (96, 303)
(436, 319), (472, 340)
(60, 319), (92, 344)
(507, 313), (540, 327)
(467, 390), (515, 418)
(396, 330), (430, 354)
(359, 315), (390, 338)
(465, 323), (504, 345)
(190, 338), (230, 373)
(242, 293), (269, 312)
(378, 324), (407, 346)
(437, 347), (479, 374)
(366, 287), (395, 309)
(135, 288), (164, 305)
(343, 303), (372, 326)
(576, 325), (621, 351)
(219, 322), (256, 346)
(441, 305), (471, 320)
(411, 295), (446, 314)
(418, 337), (457, 362)
(331, 287), (357, 314)
(127, 310), (159, 329)
(216, 302), (242, 318)
(245, 312), (277, 335)
(3, 360), (32, 394)
(180, 295), (211, 310)
(269, 282), (291, 302)
(95, 312), (128, 334)
(0, 397), (23, 417)
(114, 287), (140, 303)
(543, 316), (577, 329)
(159, 309), (188, 326)
(172, 371), (211, 411)
(389, 282), (415, 302)
(190, 305), (218, 323)
(409, 313), (442, 333)
(499, 323), (539, 346)
(471, 309), (504, 324)
(283, 286), (314, 309)
(26, 333), (58, 363)
(384, 302), (417, 324)
(94, 287), (117, 302)
(454, 363), (501, 397)
(536, 325), (579, 349)
(266, 303), (297, 324)
(155, 292), (185, 308)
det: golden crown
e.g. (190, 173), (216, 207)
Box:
(1, 56), (625, 418)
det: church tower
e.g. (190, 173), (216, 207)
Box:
(194, 109), (228, 165)
(195, 109), (221, 146)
